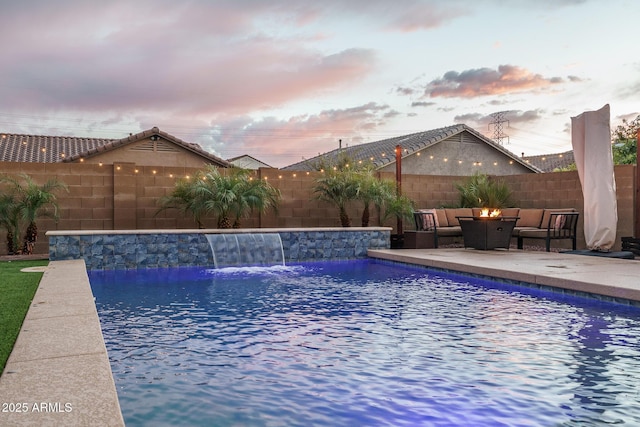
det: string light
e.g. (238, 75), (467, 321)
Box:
(99, 149), (526, 182)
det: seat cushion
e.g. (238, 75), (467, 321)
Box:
(445, 208), (473, 226)
(518, 229), (550, 238)
(435, 226), (462, 237)
(517, 209), (544, 228)
(435, 209), (449, 227)
(511, 226), (539, 237)
(500, 208), (520, 219)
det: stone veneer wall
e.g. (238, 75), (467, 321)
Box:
(47, 228), (391, 270)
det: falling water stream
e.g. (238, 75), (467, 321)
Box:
(205, 233), (285, 268)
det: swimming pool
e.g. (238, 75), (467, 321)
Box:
(89, 260), (640, 426)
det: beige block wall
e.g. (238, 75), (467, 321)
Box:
(0, 162), (635, 255)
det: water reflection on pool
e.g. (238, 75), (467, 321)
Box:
(89, 260), (640, 426)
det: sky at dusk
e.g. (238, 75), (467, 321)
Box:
(0, 0), (638, 167)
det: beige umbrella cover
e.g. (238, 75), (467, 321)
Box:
(571, 104), (617, 251)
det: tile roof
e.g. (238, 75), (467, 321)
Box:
(227, 154), (274, 169)
(0, 127), (230, 167)
(282, 124), (541, 173)
(522, 151), (575, 172)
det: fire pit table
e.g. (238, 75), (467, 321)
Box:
(457, 216), (518, 250)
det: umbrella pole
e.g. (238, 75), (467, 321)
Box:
(636, 129), (640, 237)
(395, 144), (403, 236)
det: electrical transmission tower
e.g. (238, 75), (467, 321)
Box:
(488, 111), (510, 145)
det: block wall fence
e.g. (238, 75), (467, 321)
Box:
(0, 161), (636, 255)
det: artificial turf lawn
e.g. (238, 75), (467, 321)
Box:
(0, 260), (49, 374)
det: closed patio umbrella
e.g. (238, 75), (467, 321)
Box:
(571, 104), (617, 251)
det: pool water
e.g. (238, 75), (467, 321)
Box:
(89, 260), (640, 426)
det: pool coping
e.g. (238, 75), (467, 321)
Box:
(368, 248), (640, 304)
(46, 227), (391, 235)
(0, 259), (124, 427)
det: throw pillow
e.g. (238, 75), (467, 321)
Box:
(554, 214), (566, 231)
(419, 209), (439, 230)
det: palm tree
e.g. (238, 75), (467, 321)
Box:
(229, 173), (280, 228)
(380, 193), (416, 225)
(157, 176), (208, 228)
(0, 192), (21, 254)
(355, 171), (396, 227)
(313, 169), (360, 227)
(0, 174), (68, 254)
(157, 166), (280, 229)
(208, 168), (250, 228)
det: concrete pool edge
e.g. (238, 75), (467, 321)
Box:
(0, 259), (124, 427)
(368, 248), (640, 304)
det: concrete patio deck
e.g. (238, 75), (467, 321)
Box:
(1, 249), (639, 426)
(0, 259), (124, 427)
(369, 248), (640, 303)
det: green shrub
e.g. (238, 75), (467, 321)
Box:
(455, 173), (515, 208)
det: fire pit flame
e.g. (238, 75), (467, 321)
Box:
(480, 208), (501, 218)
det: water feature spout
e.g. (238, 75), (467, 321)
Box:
(206, 233), (285, 268)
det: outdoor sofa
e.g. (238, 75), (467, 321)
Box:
(406, 207), (579, 252)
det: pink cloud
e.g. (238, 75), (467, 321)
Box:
(454, 109), (545, 127)
(0, 1), (377, 119)
(190, 103), (396, 167)
(385, 3), (468, 31)
(423, 65), (566, 98)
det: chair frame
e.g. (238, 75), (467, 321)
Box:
(413, 211), (439, 248)
(517, 212), (579, 252)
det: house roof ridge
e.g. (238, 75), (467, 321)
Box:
(281, 123), (541, 173)
(1, 127), (230, 166)
(523, 149), (573, 159)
